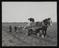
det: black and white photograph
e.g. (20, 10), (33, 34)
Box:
(2, 2), (57, 46)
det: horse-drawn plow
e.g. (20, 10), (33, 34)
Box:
(2, 22), (57, 46)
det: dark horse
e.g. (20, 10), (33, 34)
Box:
(28, 18), (52, 38)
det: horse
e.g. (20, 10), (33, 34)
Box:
(36, 18), (52, 38)
(27, 18), (52, 38)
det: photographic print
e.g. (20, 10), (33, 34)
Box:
(2, 2), (57, 46)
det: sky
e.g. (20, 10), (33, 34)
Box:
(2, 2), (57, 22)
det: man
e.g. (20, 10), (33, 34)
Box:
(14, 26), (17, 32)
(9, 25), (12, 32)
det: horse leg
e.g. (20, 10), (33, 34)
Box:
(41, 29), (47, 38)
(39, 30), (43, 37)
(34, 29), (40, 37)
(41, 30), (45, 38)
(28, 29), (32, 36)
(28, 32), (31, 36)
(44, 29), (47, 37)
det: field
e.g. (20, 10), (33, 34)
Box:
(2, 22), (57, 46)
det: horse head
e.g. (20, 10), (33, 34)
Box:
(42, 18), (52, 27)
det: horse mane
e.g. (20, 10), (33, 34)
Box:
(43, 18), (51, 22)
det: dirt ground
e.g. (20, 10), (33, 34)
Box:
(2, 22), (57, 46)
